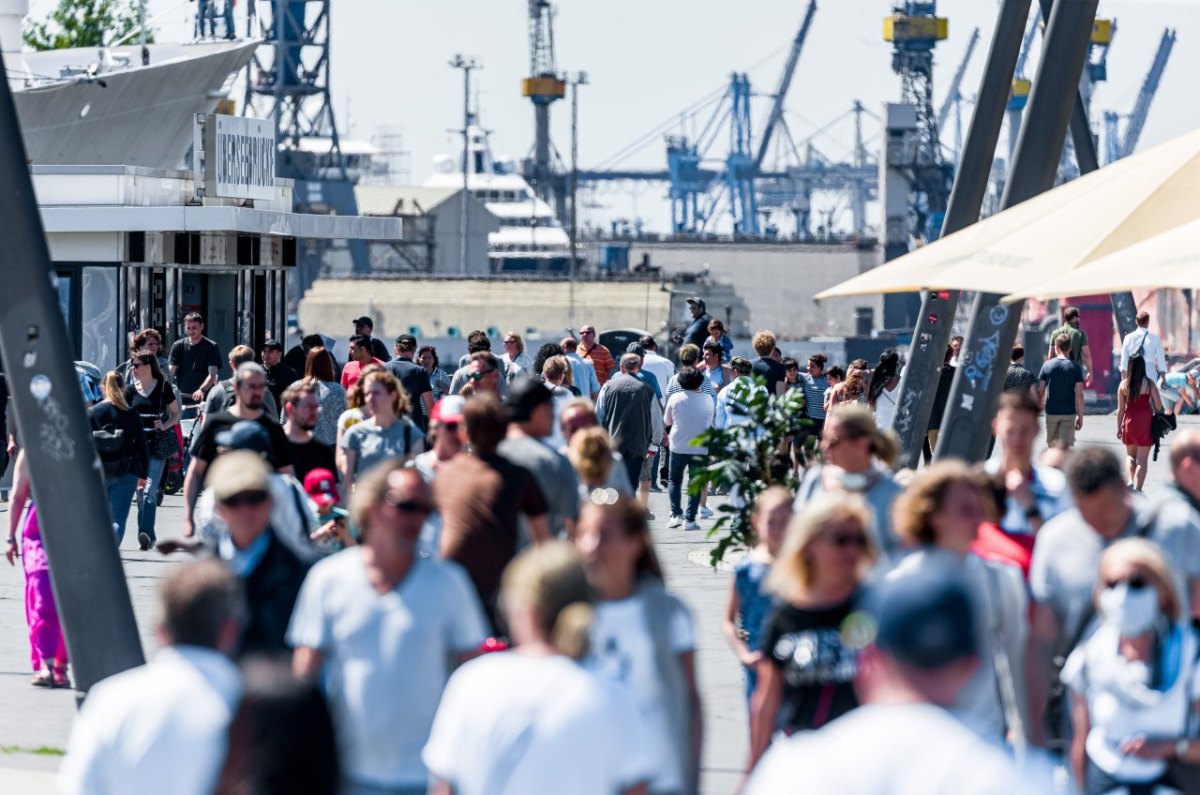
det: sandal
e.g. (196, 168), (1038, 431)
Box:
(30, 668), (53, 688)
(51, 668), (70, 689)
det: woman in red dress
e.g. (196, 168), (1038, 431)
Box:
(1117, 355), (1163, 491)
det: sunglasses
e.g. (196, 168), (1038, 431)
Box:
(386, 497), (434, 516)
(221, 490), (270, 508)
(1104, 575), (1148, 591)
(826, 532), (868, 549)
(468, 368), (497, 381)
(580, 329), (595, 335)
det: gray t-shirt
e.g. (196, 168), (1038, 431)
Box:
(794, 466), (904, 564)
(341, 417), (425, 476)
(498, 435), (581, 537)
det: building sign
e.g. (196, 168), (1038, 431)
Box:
(201, 114), (276, 202)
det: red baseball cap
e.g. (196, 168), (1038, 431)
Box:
(303, 468), (339, 509)
(430, 395), (466, 425)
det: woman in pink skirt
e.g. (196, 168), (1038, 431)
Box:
(5, 451), (68, 688)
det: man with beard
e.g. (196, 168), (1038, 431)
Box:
(184, 363), (293, 539)
(282, 379), (336, 483)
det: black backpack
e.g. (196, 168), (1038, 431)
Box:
(93, 424), (126, 477)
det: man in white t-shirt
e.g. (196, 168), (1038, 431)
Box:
(746, 572), (1050, 794)
(59, 560), (244, 795)
(288, 463), (488, 795)
(664, 366), (715, 530)
(1119, 310), (1168, 384)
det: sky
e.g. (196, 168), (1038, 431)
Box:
(29, 0), (1200, 233)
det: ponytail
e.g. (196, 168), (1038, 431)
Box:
(104, 371), (129, 411)
(551, 602), (594, 660)
(871, 429), (899, 469)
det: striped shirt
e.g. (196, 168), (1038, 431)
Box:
(799, 373), (829, 420)
(666, 374), (718, 407)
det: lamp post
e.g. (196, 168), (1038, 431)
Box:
(449, 54), (481, 276)
(565, 70), (588, 329)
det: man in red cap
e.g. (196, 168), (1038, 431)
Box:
(303, 468), (354, 550)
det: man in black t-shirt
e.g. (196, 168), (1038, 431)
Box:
(751, 329), (788, 396)
(183, 362), (293, 538)
(280, 379), (335, 482)
(386, 333), (434, 431)
(261, 339), (299, 408)
(169, 312), (222, 403)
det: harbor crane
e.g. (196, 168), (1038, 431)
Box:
(522, 0), (567, 215)
(1103, 28), (1177, 163)
(936, 26), (981, 167)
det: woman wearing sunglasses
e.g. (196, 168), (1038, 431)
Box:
(1063, 538), (1200, 794)
(889, 462), (1030, 749)
(748, 496), (875, 771)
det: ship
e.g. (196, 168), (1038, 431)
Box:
(424, 117), (572, 273)
(13, 39), (259, 170)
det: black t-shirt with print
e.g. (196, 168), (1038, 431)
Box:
(190, 410), (292, 470)
(762, 596), (860, 734)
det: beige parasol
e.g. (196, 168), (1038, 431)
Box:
(814, 127), (1200, 299)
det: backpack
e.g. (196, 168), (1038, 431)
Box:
(93, 424), (126, 477)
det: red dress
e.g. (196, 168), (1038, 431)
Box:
(1121, 389), (1153, 447)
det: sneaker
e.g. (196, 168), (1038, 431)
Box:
(30, 668), (53, 688)
(649, 484), (663, 493)
(684, 520), (702, 531)
(138, 532), (152, 551)
(698, 506), (714, 519)
(645, 511), (657, 521)
(667, 515), (684, 528)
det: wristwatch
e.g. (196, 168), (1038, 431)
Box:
(1177, 738), (1189, 759)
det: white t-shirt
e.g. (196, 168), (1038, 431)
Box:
(745, 703), (1048, 794)
(874, 383), (898, 431)
(664, 390), (714, 455)
(337, 407), (366, 433)
(59, 646), (241, 795)
(585, 594), (695, 794)
(424, 652), (656, 795)
(286, 549), (488, 787)
(642, 352), (677, 399)
(1063, 622), (1200, 781)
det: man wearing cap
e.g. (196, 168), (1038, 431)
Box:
(59, 560), (245, 795)
(353, 316), (391, 362)
(290, 463), (487, 795)
(681, 297), (713, 349)
(184, 363), (294, 540)
(341, 334), (386, 391)
(498, 378), (581, 537)
(596, 353), (658, 496)
(261, 339), (298, 408)
(1161, 366), (1200, 414)
(387, 333), (434, 431)
(407, 396), (465, 557)
(281, 379), (336, 483)
(745, 572), (1044, 793)
(206, 451), (310, 657)
(577, 324), (615, 387)
(561, 336), (600, 400)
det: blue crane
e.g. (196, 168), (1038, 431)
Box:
(755, 0), (818, 171)
(936, 26), (980, 167)
(1103, 28), (1176, 163)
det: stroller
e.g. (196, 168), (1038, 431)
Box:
(157, 389), (201, 504)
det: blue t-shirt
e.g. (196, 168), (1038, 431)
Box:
(1038, 357), (1083, 416)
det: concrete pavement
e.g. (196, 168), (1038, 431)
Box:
(0, 413), (1189, 793)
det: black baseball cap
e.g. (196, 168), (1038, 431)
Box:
(504, 377), (553, 423)
(860, 568), (977, 670)
(686, 296), (706, 310)
(352, 316), (374, 328)
(262, 339), (284, 352)
(395, 333), (417, 349)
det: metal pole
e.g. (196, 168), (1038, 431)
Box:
(450, 55), (480, 277)
(0, 51), (144, 691)
(892, 0), (1034, 470)
(567, 71), (587, 331)
(138, 0), (149, 65)
(936, 0), (1100, 463)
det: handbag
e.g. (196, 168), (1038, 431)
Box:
(147, 385), (179, 460)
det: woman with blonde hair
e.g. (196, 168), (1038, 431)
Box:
(424, 541), (654, 795)
(1064, 538), (1200, 794)
(888, 461), (1029, 748)
(723, 487), (792, 710)
(748, 496), (874, 769)
(340, 368), (423, 491)
(89, 371), (150, 545)
(793, 403), (904, 563)
(568, 426), (632, 501)
(575, 499), (702, 795)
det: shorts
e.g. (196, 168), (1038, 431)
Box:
(640, 453), (656, 483)
(1045, 414), (1077, 447)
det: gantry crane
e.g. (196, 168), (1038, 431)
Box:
(522, 0), (567, 214)
(936, 26), (980, 167)
(1103, 28), (1177, 163)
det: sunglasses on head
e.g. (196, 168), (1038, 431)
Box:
(1105, 575), (1148, 591)
(386, 496), (434, 516)
(221, 490), (270, 508)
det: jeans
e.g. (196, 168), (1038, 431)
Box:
(621, 454), (645, 501)
(668, 451), (701, 521)
(106, 473), (140, 545)
(137, 456), (167, 541)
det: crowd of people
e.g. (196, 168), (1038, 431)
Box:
(4, 301), (1200, 794)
